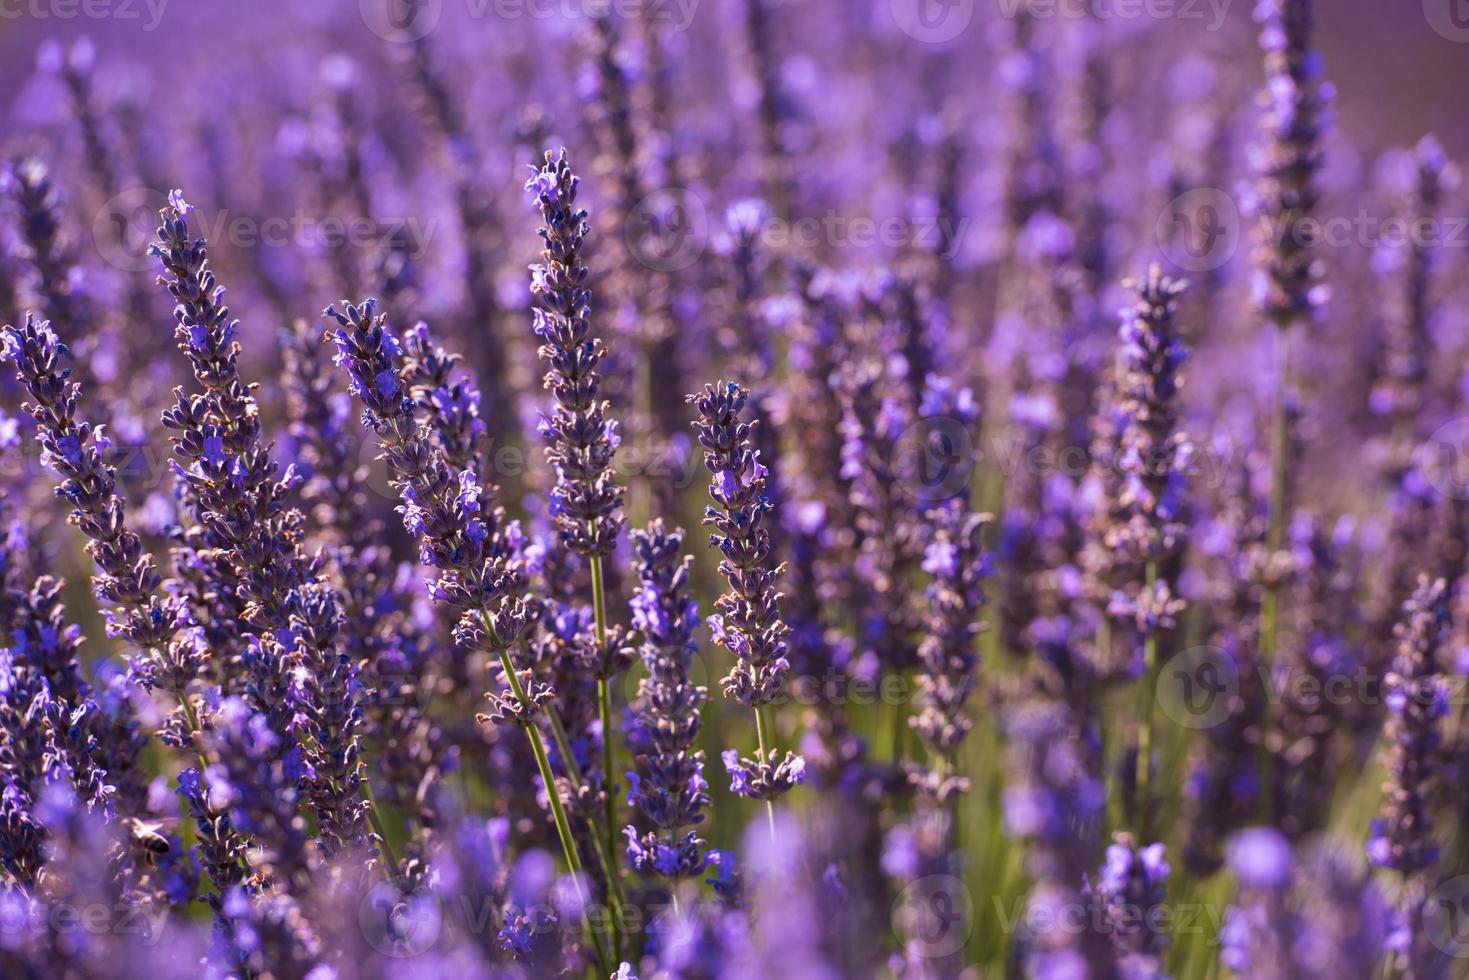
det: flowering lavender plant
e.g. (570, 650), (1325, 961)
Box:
(0, 2), (1464, 975)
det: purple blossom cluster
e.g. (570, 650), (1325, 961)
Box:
(0, 1), (1464, 976)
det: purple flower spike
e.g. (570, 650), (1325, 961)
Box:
(623, 521), (709, 885)
(1370, 575), (1450, 877)
(525, 149), (625, 559)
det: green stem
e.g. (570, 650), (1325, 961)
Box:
(543, 703), (631, 931)
(167, 677), (214, 776)
(496, 648), (583, 875)
(494, 642), (610, 973)
(1135, 561), (1160, 841)
(753, 705), (777, 841)
(588, 554), (624, 963)
(360, 777), (402, 879)
(1259, 327), (1291, 824)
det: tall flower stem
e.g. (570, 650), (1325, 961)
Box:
(1259, 329), (1291, 823)
(359, 778), (401, 878)
(589, 552), (621, 921)
(753, 706), (777, 840)
(1136, 560), (1160, 841)
(542, 701), (631, 921)
(490, 629), (611, 972)
(1251, 0), (1330, 823)
(690, 381), (805, 821)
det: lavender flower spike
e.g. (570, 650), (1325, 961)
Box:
(623, 521), (709, 885)
(525, 149), (625, 559)
(1368, 575), (1450, 877)
(690, 381), (804, 803)
(2, 317), (198, 724)
(324, 298), (532, 659)
(1252, 0), (1332, 331)
(1085, 265), (1192, 633)
(1091, 833), (1172, 978)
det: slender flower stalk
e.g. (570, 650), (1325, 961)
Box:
(690, 381), (804, 831)
(911, 376), (991, 804)
(325, 297), (611, 969)
(524, 149), (628, 917)
(150, 190), (309, 641)
(2, 159), (98, 365)
(1083, 267), (1191, 836)
(1252, 0), (1332, 818)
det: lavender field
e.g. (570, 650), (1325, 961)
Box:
(1, 0), (1468, 977)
